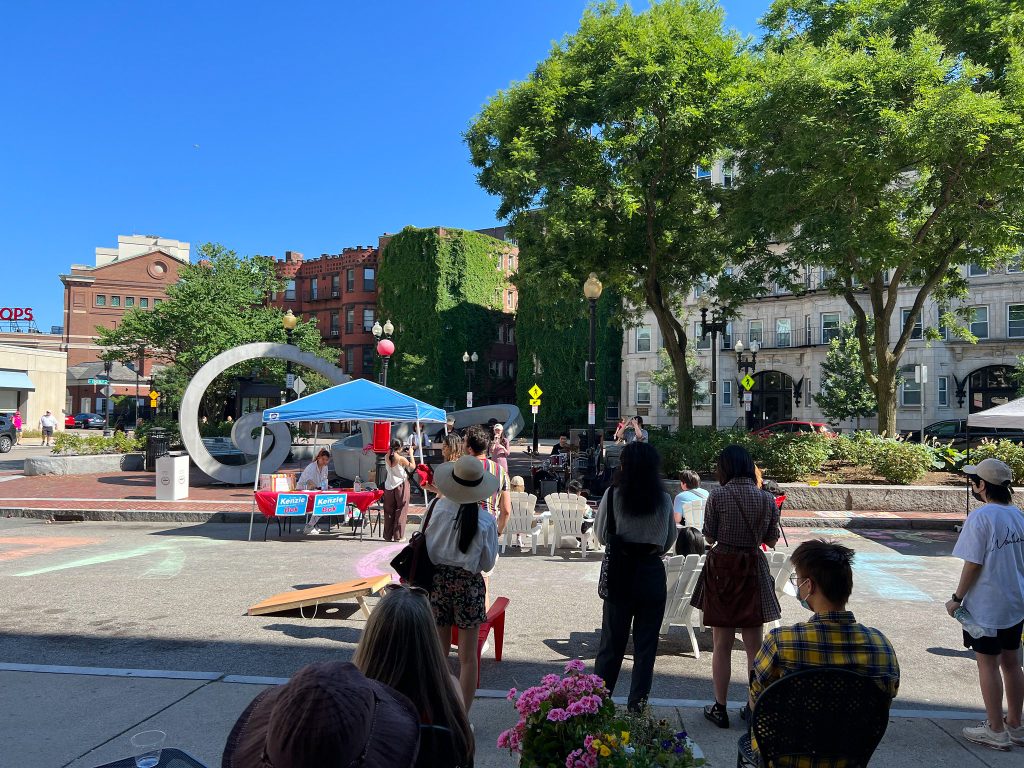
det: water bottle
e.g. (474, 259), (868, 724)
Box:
(354, 474), (362, 492)
(954, 606), (986, 639)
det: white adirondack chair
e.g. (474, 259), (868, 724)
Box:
(544, 493), (592, 557)
(661, 554), (707, 657)
(502, 492), (542, 553)
(765, 550), (795, 629)
(686, 498), (706, 531)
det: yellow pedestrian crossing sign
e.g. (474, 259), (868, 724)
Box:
(528, 384), (543, 399)
(529, 398), (541, 407)
(741, 374), (755, 391)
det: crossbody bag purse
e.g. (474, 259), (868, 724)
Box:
(390, 498), (438, 589)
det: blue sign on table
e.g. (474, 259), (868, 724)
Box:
(274, 493), (308, 517)
(311, 493), (348, 518)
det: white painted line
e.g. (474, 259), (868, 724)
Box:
(0, 497), (245, 505)
(222, 675), (289, 685)
(0, 476), (26, 483)
(0, 662), (220, 680)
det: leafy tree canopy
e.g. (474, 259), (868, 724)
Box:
(813, 321), (879, 426)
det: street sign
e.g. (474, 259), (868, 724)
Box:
(101, 385), (113, 398)
(741, 374), (755, 391)
(466, 392), (473, 409)
(87, 378), (109, 385)
(744, 402), (752, 412)
(914, 364), (928, 384)
(292, 376), (306, 396)
(286, 373), (295, 389)
(742, 392), (752, 403)
(588, 402), (595, 425)
(531, 405), (539, 415)
(529, 398), (541, 407)
(528, 384), (543, 399)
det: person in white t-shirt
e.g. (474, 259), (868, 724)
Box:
(945, 458), (1024, 750)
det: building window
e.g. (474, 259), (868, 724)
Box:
(125, 297), (134, 307)
(1009, 304), (1024, 338)
(110, 296), (121, 307)
(721, 322), (733, 350)
(694, 322), (710, 350)
(362, 346), (374, 375)
(901, 308), (923, 340)
(95, 295), (106, 306)
(636, 381), (652, 405)
(507, 290), (515, 309)
(938, 376), (949, 407)
(695, 165), (711, 180)
(363, 308), (375, 332)
(723, 163), (735, 188)
(331, 274), (340, 296)
(508, 326), (515, 345)
(310, 278), (318, 300)
(901, 380), (922, 407)
(1008, 255), (1023, 274)
(497, 325), (505, 343)
(154, 299), (162, 306)
(508, 361), (515, 379)
(346, 269), (355, 292)
(140, 298), (149, 308)
(694, 282), (706, 299)
(330, 312), (340, 337)
(636, 326), (652, 353)
(821, 312), (841, 344)
(748, 319), (764, 344)
(969, 263), (988, 277)
(723, 379), (733, 407)
(345, 309), (354, 334)
(346, 347), (356, 373)
(969, 306), (989, 339)
(363, 267), (375, 291)
(285, 280), (296, 300)
(497, 361), (506, 378)
(489, 360), (499, 377)
(776, 318), (791, 347)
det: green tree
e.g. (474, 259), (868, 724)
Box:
(649, 348), (708, 417)
(466, 0), (750, 428)
(97, 243), (335, 417)
(734, 0), (1024, 436)
(813, 322), (878, 429)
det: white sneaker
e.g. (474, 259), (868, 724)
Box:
(304, 527), (320, 536)
(1005, 719), (1024, 746)
(963, 721), (1011, 751)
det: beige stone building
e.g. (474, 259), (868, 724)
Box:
(0, 341), (68, 430)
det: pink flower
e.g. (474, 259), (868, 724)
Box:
(564, 659), (586, 674)
(546, 707), (570, 722)
(506, 687), (517, 701)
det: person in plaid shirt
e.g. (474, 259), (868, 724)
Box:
(748, 540), (899, 764)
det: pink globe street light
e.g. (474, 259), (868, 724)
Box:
(376, 339), (395, 357)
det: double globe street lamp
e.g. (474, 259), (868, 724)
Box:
(282, 309), (299, 403)
(462, 351), (478, 409)
(372, 319), (395, 387)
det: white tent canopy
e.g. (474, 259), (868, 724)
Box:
(967, 396), (1024, 429)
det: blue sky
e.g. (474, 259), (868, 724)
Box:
(0, 1), (769, 329)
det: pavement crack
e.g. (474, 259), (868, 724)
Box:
(926, 717), (990, 767)
(60, 675), (226, 768)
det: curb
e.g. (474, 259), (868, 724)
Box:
(1, 506), (964, 531)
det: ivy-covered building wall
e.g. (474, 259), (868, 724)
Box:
(377, 226), (516, 407)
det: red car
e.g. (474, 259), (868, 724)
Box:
(752, 420), (836, 438)
(64, 414), (76, 428)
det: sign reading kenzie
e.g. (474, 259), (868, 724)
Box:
(0, 307), (33, 322)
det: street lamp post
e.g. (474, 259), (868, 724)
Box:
(102, 359), (113, 436)
(282, 309), (298, 403)
(372, 319), (396, 486)
(583, 273), (603, 453)
(698, 294), (728, 431)
(735, 340), (760, 429)
(462, 351), (478, 409)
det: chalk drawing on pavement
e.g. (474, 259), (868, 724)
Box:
(356, 544), (405, 578)
(0, 536), (102, 563)
(13, 539), (224, 578)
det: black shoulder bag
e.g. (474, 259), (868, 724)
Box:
(597, 488), (622, 600)
(390, 499), (438, 589)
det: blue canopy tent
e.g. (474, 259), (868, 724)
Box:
(248, 379), (448, 540)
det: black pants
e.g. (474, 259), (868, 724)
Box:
(594, 555), (667, 709)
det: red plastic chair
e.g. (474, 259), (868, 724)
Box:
(450, 596), (508, 685)
(775, 494), (787, 510)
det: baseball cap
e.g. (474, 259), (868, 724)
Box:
(963, 458), (1014, 491)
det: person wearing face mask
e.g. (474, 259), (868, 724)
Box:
(747, 539), (900, 755)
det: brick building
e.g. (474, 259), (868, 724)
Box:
(60, 235), (190, 415)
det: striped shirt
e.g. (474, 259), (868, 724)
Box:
(750, 611), (899, 767)
(475, 456), (509, 519)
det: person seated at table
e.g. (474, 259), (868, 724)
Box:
(551, 433), (571, 456)
(297, 448), (331, 491)
(673, 469), (709, 526)
(354, 584), (474, 767)
(222, 660), (420, 768)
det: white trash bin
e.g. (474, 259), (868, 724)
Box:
(156, 454), (190, 501)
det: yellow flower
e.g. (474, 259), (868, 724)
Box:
(592, 740), (602, 749)
(599, 745), (611, 757)
(621, 731), (630, 744)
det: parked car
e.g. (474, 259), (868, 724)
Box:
(0, 415), (14, 452)
(902, 419), (1024, 447)
(74, 413), (105, 429)
(752, 420), (837, 438)
(64, 414), (76, 428)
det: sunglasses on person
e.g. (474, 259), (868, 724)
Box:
(383, 582), (428, 597)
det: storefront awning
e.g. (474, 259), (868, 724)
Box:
(0, 370), (35, 391)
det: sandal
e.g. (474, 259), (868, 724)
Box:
(740, 704), (751, 723)
(703, 701), (730, 729)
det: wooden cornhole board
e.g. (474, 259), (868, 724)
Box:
(248, 574), (391, 619)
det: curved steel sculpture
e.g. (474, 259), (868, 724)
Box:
(179, 343), (349, 484)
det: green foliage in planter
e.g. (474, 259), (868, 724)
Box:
(377, 226), (510, 406)
(752, 434), (832, 483)
(650, 427), (750, 475)
(868, 439), (934, 485)
(52, 432), (142, 456)
(968, 439), (1024, 483)
(829, 431), (882, 466)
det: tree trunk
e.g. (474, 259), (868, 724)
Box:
(645, 281), (692, 429)
(875, 377), (898, 437)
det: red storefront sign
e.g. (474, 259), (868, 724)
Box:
(0, 307), (34, 321)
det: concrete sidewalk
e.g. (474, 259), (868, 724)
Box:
(3, 665), (1019, 768)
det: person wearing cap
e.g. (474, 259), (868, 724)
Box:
(222, 661), (421, 768)
(39, 410), (57, 446)
(945, 458), (1024, 750)
(424, 454), (500, 712)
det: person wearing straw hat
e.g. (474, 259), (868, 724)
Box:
(222, 661), (420, 768)
(424, 455), (500, 712)
(946, 458), (1024, 750)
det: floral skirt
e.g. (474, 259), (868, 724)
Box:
(429, 564), (487, 629)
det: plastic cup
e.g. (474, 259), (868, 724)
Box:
(130, 730), (166, 768)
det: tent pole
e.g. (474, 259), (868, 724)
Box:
(249, 424), (268, 542)
(416, 418), (429, 507)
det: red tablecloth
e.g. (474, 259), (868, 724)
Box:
(254, 489), (384, 519)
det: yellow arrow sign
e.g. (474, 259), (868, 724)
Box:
(529, 398), (541, 407)
(528, 384), (543, 399)
(741, 374), (755, 391)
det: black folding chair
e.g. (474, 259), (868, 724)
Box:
(737, 668), (892, 767)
